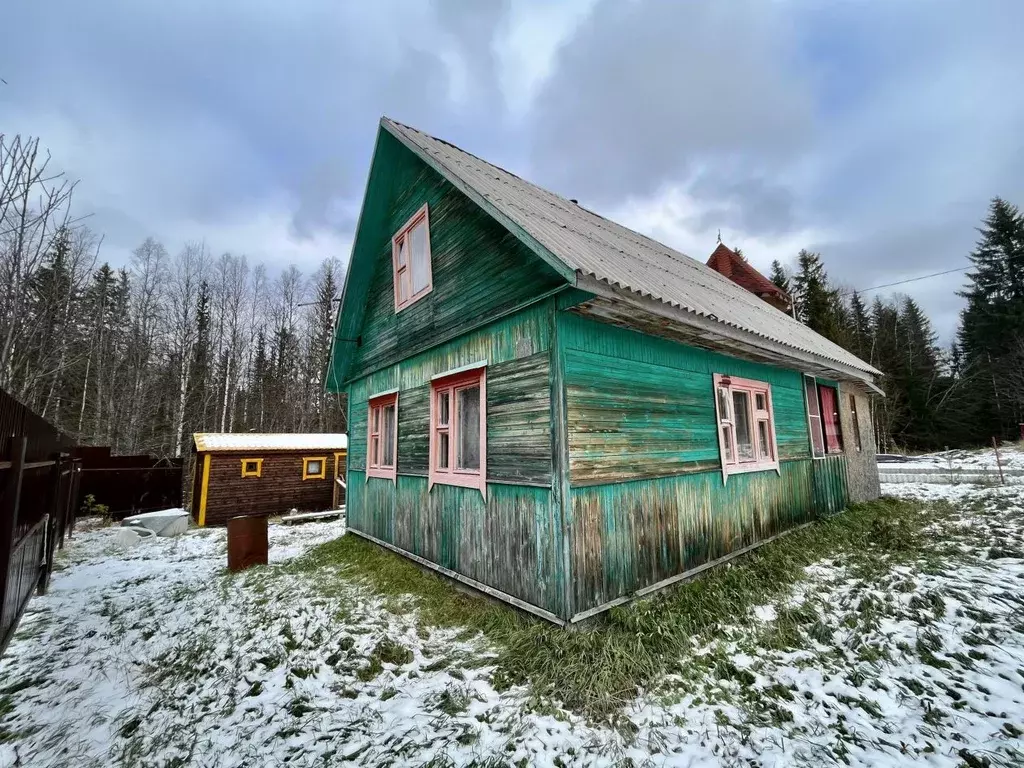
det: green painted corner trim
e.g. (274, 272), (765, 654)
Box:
(382, 120), (578, 285)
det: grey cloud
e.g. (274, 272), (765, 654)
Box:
(529, 0), (815, 205)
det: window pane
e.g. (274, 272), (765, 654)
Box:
(382, 404), (396, 466)
(456, 385), (481, 470)
(397, 238), (407, 267)
(437, 431), (449, 469)
(757, 420), (772, 460)
(804, 376), (820, 418)
(716, 386), (731, 422)
(755, 393), (767, 412)
(410, 221), (430, 294)
(437, 390), (450, 427)
(818, 385), (843, 453)
(370, 436), (379, 465)
(809, 415), (825, 457)
(720, 424), (734, 464)
(733, 390), (754, 462)
(308, 460), (322, 475)
(372, 406), (379, 433)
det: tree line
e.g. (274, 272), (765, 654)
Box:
(1, 134), (346, 459)
(4, 132), (1023, 456)
(770, 196), (1024, 451)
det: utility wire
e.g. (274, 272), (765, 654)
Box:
(839, 266), (971, 297)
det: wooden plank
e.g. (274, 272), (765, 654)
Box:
(0, 437), (27, 651)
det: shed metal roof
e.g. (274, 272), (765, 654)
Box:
(193, 433), (348, 453)
(383, 118), (880, 380)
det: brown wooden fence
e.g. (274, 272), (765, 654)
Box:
(74, 446), (182, 520)
(0, 389), (80, 656)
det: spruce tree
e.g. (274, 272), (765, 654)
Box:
(791, 249), (849, 347)
(956, 197), (1024, 440)
(769, 259), (789, 295)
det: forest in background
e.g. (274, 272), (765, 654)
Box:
(3, 132), (1023, 456)
(1, 135), (345, 459)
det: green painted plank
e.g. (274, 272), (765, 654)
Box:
(330, 129), (567, 387)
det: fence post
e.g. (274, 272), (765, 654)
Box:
(66, 460), (82, 541)
(992, 436), (1005, 486)
(38, 453), (63, 596)
(0, 438), (28, 622)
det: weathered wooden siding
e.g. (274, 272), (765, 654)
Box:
(348, 474), (564, 616)
(560, 313), (810, 486)
(346, 302), (563, 617)
(197, 450), (342, 526)
(557, 312), (849, 617)
(569, 456), (847, 614)
(334, 131), (566, 386)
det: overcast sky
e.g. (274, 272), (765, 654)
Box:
(3, 0), (1022, 341)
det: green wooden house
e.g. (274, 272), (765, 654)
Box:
(327, 118), (882, 625)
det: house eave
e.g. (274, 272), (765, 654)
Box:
(575, 274), (882, 390)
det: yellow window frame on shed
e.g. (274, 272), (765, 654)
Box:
(303, 456), (327, 481)
(240, 458), (263, 478)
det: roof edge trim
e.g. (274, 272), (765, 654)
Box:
(577, 274), (881, 386)
(381, 118), (578, 285)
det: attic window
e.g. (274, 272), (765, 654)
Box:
(392, 204), (433, 311)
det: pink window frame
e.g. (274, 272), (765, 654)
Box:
(429, 366), (486, 498)
(366, 391), (398, 481)
(712, 373), (780, 482)
(392, 204), (433, 312)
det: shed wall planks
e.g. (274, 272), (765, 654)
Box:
(196, 450), (343, 527)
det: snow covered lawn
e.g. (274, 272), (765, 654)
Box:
(2, 486), (1023, 767)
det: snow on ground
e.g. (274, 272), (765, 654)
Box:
(880, 442), (1024, 472)
(2, 489), (1023, 767)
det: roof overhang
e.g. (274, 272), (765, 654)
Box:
(576, 274), (883, 394)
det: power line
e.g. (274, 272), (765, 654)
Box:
(839, 266), (971, 298)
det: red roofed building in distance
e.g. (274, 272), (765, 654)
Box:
(706, 242), (793, 315)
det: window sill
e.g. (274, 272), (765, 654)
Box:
(429, 472), (486, 499)
(722, 461), (780, 480)
(366, 467), (397, 482)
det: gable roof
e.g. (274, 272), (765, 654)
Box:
(706, 242), (790, 303)
(380, 119), (879, 381)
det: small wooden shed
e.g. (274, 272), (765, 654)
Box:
(190, 433), (348, 526)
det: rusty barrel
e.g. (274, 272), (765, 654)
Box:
(227, 515), (268, 572)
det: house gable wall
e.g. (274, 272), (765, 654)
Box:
(331, 131), (566, 388)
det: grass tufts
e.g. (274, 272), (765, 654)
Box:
(298, 496), (945, 718)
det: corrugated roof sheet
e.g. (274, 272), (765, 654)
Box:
(383, 118), (879, 379)
(193, 433), (348, 453)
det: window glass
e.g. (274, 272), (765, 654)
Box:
(437, 390), (450, 426)
(438, 432), (450, 469)
(456, 385), (481, 470)
(716, 386), (731, 421)
(720, 425), (734, 463)
(382, 404), (396, 466)
(397, 238), (407, 267)
(755, 393), (767, 411)
(307, 460), (322, 475)
(804, 375), (825, 457)
(732, 390), (754, 462)
(410, 221), (430, 294)
(818, 385), (843, 453)
(757, 421), (772, 460)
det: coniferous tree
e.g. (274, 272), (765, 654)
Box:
(848, 292), (872, 362)
(769, 259), (790, 296)
(956, 197), (1024, 441)
(791, 249), (849, 347)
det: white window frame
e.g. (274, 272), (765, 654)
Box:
(713, 373), (780, 482)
